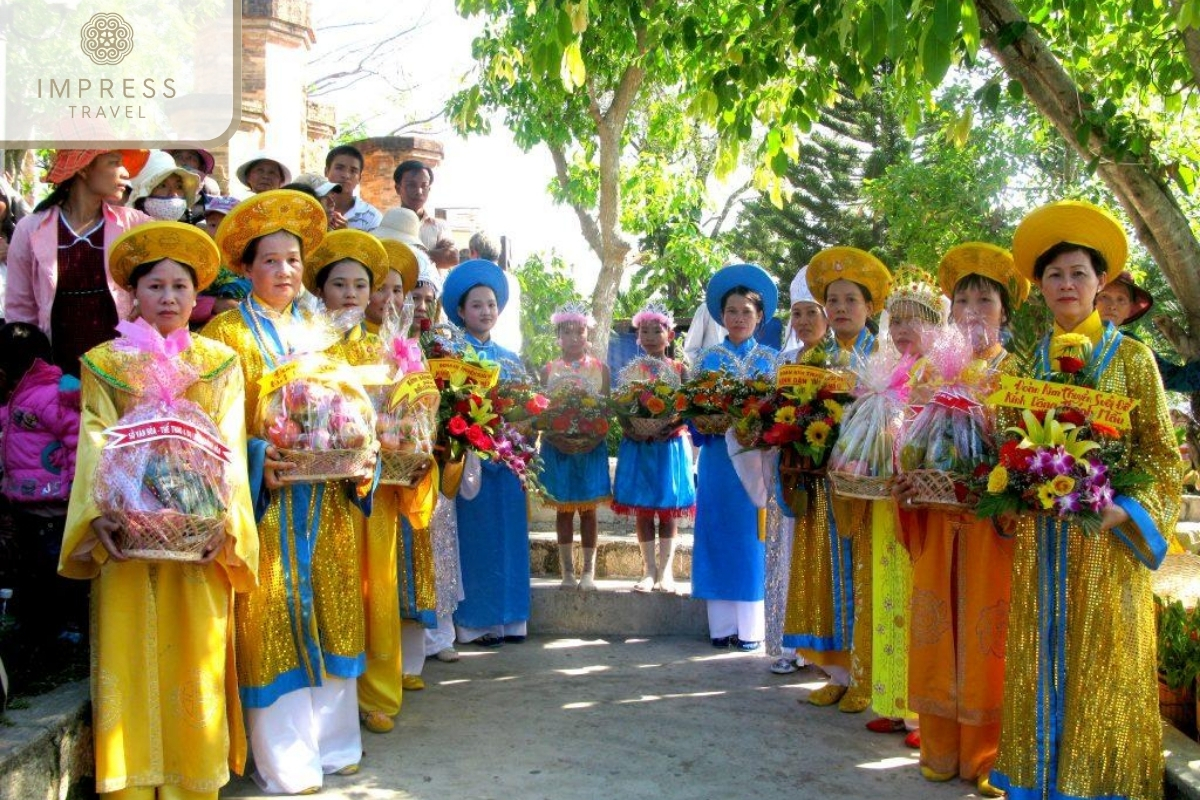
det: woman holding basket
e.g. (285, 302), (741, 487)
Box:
(202, 191), (376, 794)
(892, 243), (1027, 794)
(60, 221), (258, 799)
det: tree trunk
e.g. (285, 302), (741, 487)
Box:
(976, 0), (1200, 357)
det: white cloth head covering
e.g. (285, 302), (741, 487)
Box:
(783, 266), (826, 351)
(413, 247), (442, 295)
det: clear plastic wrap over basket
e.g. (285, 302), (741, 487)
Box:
(829, 349), (912, 482)
(95, 398), (230, 562)
(897, 392), (991, 477)
(258, 356), (379, 483)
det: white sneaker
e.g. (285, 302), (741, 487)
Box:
(578, 573), (597, 591)
(770, 657), (800, 674)
(560, 573), (579, 590)
(633, 575), (654, 592)
(434, 648), (460, 663)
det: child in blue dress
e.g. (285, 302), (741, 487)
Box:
(612, 302), (694, 593)
(692, 264), (778, 650)
(539, 302), (612, 590)
(442, 259), (531, 647)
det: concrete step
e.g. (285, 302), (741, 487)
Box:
(528, 578), (707, 636)
(529, 531), (693, 580)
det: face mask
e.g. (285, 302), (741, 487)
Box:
(143, 196), (188, 221)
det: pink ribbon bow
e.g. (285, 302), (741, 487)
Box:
(392, 337), (424, 375)
(115, 318), (191, 358)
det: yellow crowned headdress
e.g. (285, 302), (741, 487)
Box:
(109, 221), (221, 292)
(214, 189), (327, 271)
(302, 229), (389, 295)
(806, 246), (892, 307)
(1012, 200), (1127, 282)
(939, 242), (1030, 309)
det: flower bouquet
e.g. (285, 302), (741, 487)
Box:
(95, 320), (232, 562)
(680, 369), (771, 436)
(374, 301), (439, 486)
(896, 325), (994, 508)
(490, 377), (549, 439)
(612, 356), (686, 440)
(829, 349), (914, 500)
(538, 379), (611, 455)
(972, 406), (1151, 533)
(259, 312), (378, 484)
(433, 352), (543, 491)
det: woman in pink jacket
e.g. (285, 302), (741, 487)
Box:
(6, 149), (149, 376)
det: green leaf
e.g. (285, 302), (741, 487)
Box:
(921, 27), (953, 85)
(1074, 119), (1092, 148)
(884, 0), (907, 60)
(980, 80), (1002, 111)
(857, 3), (889, 68)
(1007, 79), (1025, 101)
(960, 0), (981, 58)
(930, 0), (961, 43)
(556, 7), (573, 45)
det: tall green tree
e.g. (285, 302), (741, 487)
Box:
(725, 83), (907, 292)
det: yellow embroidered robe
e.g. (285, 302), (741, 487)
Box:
(60, 337), (258, 794)
(201, 305), (368, 709)
(992, 318), (1182, 800)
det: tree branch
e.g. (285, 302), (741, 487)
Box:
(706, 180), (753, 238)
(977, 0), (1200, 334)
(548, 142), (605, 257)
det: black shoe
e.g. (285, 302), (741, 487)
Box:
(711, 636), (732, 648)
(473, 634), (505, 648)
(503, 635), (526, 644)
(733, 638), (762, 652)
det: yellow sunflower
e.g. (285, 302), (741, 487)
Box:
(806, 420), (831, 448)
(823, 399), (843, 424)
(1036, 483), (1057, 510)
(774, 406), (797, 426)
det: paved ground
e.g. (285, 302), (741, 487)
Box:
(221, 636), (979, 799)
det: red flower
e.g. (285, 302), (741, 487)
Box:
(551, 415), (572, 432)
(419, 318), (432, 332)
(466, 423), (493, 450)
(762, 422), (803, 446)
(1058, 407), (1086, 427)
(455, 400), (471, 415)
(953, 481), (969, 503)
(973, 462), (992, 478)
(594, 419), (610, 435)
(816, 388), (835, 401)
(999, 440), (1034, 470)
(1058, 356), (1085, 374)
(1092, 423), (1120, 439)
(527, 394), (550, 414)
(448, 416), (468, 436)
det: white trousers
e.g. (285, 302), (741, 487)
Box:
(706, 599), (765, 642)
(401, 620), (426, 676)
(455, 620), (527, 643)
(247, 677), (362, 795)
(425, 612), (457, 655)
(824, 665), (851, 686)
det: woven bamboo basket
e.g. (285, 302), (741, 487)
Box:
(904, 468), (970, 509)
(628, 416), (675, 439)
(379, 445), (433, 486)
(276, 447), (376, 484)
(830, 471), (893, 500)
(548, 433), (605, 455)
(691, 413), (732, 436)
(114, 509), (223, 562)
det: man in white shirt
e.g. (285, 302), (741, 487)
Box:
(325, 144), (382, 232)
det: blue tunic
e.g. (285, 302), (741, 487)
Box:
(691, 337), (777, 602)
(453, 333), (532, 629)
